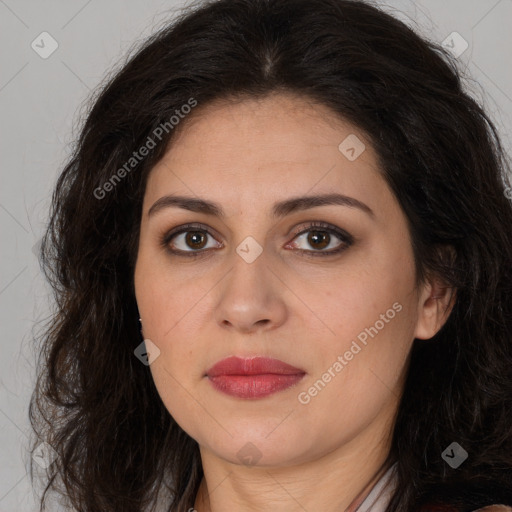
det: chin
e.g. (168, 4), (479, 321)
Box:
(198, 426), (319, 468)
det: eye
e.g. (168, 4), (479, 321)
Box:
(287, 221), (353, 256)
(161, 223), (222, 256)
(160, 221), (353, 258)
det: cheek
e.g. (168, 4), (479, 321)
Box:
(134, 252), (202, 393)
(137, 276), (209, 434)
(135, 244), (206, 339)
(307, 246), (415, 347)
(148, 357), (207, 444)
(302, 237), (417, 387)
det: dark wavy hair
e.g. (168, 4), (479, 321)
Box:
(29, 0), (512, 510)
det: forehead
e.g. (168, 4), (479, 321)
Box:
(166, 92), (361, 156)
(143, 92), (387, 215)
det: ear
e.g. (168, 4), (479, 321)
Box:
(413, 275), (456, 340)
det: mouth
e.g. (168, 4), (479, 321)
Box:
(206, 356), (306, 399)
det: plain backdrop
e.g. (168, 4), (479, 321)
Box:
(1, 0), (511, 510)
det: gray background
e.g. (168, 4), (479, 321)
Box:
(1, 0), (511, 510)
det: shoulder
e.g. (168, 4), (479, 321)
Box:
(473, 507), (512, 512)
(420, 504), (512, 511)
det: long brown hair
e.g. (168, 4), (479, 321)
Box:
(30, 0), (512, 510)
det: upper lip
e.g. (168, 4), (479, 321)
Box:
(206, 356), (305, 377)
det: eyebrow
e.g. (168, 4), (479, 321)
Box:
(147, 193), (374, 219)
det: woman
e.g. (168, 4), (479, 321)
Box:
(29, 0), (512, 510)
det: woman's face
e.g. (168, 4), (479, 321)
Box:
(134, 92), (448, 468)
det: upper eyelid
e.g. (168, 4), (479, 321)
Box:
(164, 222), (222, 242)
(164, 221), (352, 246)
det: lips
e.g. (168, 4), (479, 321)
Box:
(206, 356), (306, 399)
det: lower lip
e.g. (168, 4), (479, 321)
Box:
(207, 374), (305, 399)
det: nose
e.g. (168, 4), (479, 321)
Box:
(214, 247), (288, 335)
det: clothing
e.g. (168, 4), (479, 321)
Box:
(355, 463), (397, 512)
(354, 463), (512, 512)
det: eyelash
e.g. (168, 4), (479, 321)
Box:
(160, 221), (354, 259)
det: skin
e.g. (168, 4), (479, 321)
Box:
(133, 92), (455, 512)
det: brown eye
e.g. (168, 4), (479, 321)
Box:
(289, 222), (353, 256)
(162, 223), (222, 256)
(161, 222), (352, 258)
(184, 231), (208, 250)
(306, 230), (331, 250)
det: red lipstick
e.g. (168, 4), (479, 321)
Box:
(206, 356), (305, 399)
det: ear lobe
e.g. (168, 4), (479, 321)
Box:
(414, 278), (457, 340)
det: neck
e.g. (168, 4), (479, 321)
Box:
(193, 422), (395, 512)
(344, 460), (393, 511)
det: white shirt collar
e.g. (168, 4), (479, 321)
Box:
(355, 463), (398, 512)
